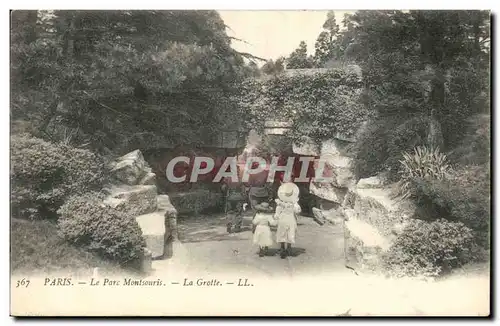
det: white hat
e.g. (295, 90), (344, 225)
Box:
(277, 182), (300, 203)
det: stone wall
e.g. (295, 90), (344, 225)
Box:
(106, 150), (178, 272)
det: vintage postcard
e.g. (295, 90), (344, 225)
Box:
(9, 9), (491, 316)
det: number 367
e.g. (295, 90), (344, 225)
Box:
(16, 279), (30, 288)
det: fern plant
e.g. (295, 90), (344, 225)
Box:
(396, 146), (450, 199)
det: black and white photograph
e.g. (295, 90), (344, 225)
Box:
(8, 9), (491, 316)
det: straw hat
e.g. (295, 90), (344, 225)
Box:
(277, 182), (300, 203)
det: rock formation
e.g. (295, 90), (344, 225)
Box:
(106, 150), (178, 262)
(294, 136), (416, 274)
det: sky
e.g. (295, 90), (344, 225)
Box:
(218, 10), (353, 65)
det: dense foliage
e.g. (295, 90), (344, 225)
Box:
(10, 134), (105, 219)
(239, 69), (372, 145)
(58, 193), (146, 265)
(11, 10), (259, 154)
(286, 41), (315, 69)
(383, 219), (479, 278)
(168, 190), (224, 215)
(260, 57), (285, 75)
(275, 10), (489, 181)
(284, 10), (491, 277)
(412, 168), (490, 248)
(449, 114), (491, 166)
(396, 146), (451, 199)
(342, 10), (490, 179)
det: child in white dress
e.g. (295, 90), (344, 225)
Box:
(274, 183), (302, 259)
(252, 202), (277, 257)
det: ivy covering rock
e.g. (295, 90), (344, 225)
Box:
(239, 69), (374, 144)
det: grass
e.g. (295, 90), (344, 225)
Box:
(10, 217), (127, 277)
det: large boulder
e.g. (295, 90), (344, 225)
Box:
(317, 139), (355, 188)
(312, 207), (344, 226)
(139, 171), (156, 185)
(292, 138), (355, 188)
(344, 217), (391, 271)
(311, 207), (326, 225)
(104, 184), (158, 217)
(356, 175), (388, 189)
(326, 157), (355, 188)
(309, 181), (347, 204)
(109, 150), (149, 186)
(345, 185), (416, 238)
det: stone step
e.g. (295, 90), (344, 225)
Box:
(135, 210), (168, 259)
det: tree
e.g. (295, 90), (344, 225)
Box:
(286, 41), (314, 69)
(336, 10), (490, 178)
(11, 10), (260, 153)
(337, 13), (356, 61)
(314, 11), (342, 66)
(246, 61), (261, 77)
(261, 56), (285, 75)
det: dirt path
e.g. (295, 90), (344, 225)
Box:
(149, 213), (489, 316)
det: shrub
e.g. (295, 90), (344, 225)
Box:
(57, 193), (146, 265)
(383, 219), (479, 278)
(449, 114), (491, 166)
(396, 146), (451, 199)
(451, 164), (490, 190)
(10, 134), (105, 219)
(385, 116), (431, 177)
(412, 173), (490, 248)
(353, 116), (432, 181)
(169, 189), (224, 215)
(352, 119), (394, 179)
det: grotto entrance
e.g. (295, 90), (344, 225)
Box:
(138, 122), (318, 217)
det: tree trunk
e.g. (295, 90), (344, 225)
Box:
(417, 12), (445, 150)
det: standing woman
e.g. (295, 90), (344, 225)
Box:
(274, 182), (301, 259)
